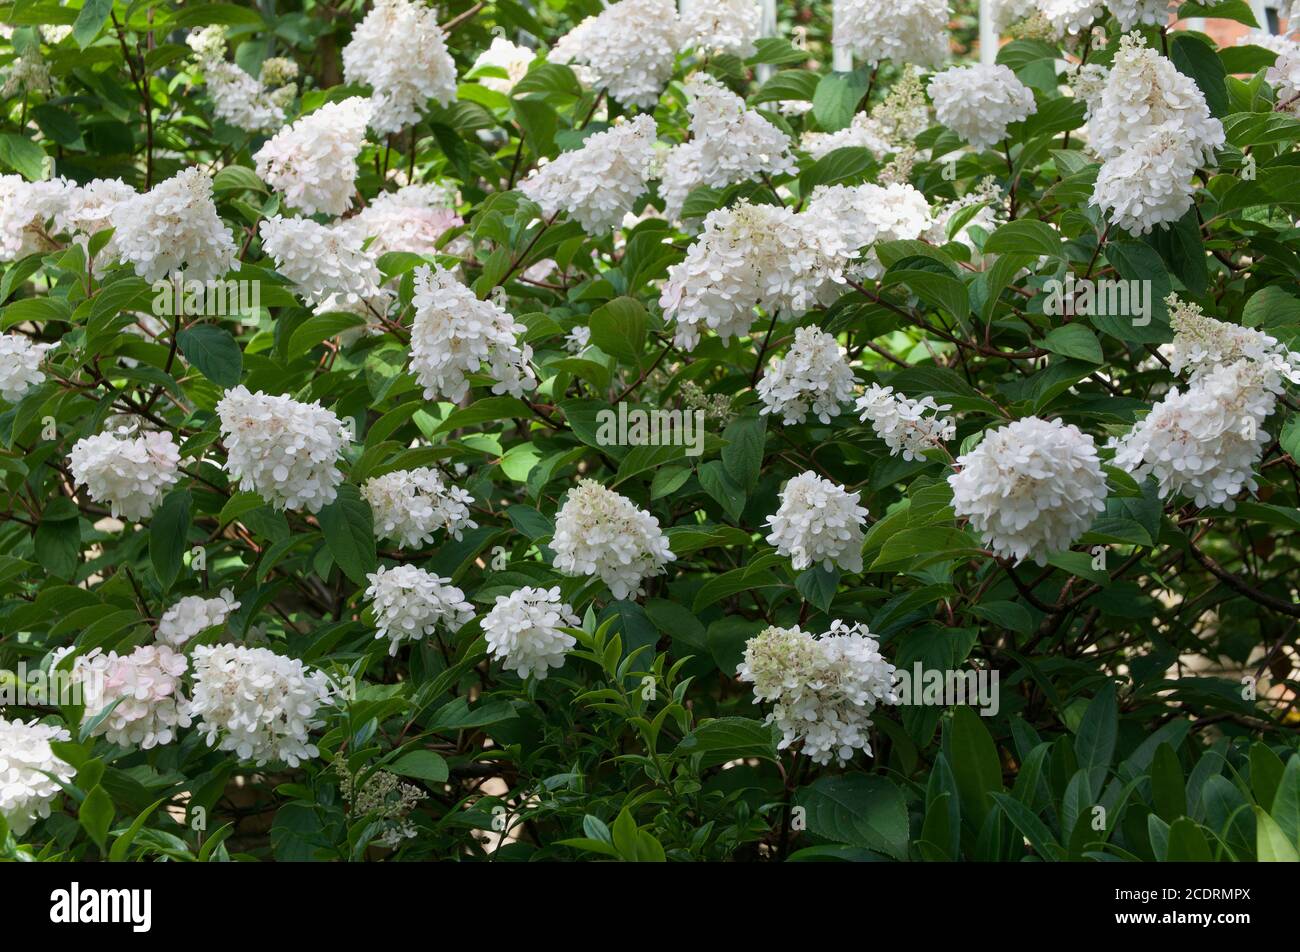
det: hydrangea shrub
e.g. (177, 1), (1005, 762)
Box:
(2, 0), (1300, 863)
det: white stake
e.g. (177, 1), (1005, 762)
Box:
(831, 0), (853, 72)
(979, 0), (998, 66)
(758, 0), (778, 82)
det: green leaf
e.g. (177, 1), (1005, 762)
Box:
(1269, 754), (1300, 847)
(611, 807), (640, 861)
(721, 415), (765, 493)
(949, 705), (1002, 825)
(35, 507), (80, 580)
(288, 312), (366, 358)
(1096, 241), (1171, 342)
(795, 565), (839, 613)
(79, 785), (114, 852)
(983, 220), (1064, 258)
(1248, 743), (1289, 811)
(752, 69), (820, 105)
(1255, 807), (1299, 862)
(1151, 742), (1187, 823)
(177, 324), (242, 387)
(436, 396), (531, 434)
(990, 792), (1064, 860)
(150, 489), (192, 591)
(1170, 34), (1230, 118)
(79, 696), (124, 743)
(1165, 818), (1213, 861)
(212, 164), (268, 194)
(699, 460), (746, 521)
(72, 0), (115, 48)
(0, 134), (47, 181)
(587, 297), (648, 365)
(389, 750), (449, 783)
(812, 68), (872, 132)
(317, 484), (376, 584)
(109, 797), (167, 862)
(693, 554), (785, 612)
(1043, 325), (1103, 364)
(1074, 682), (1117, 793)
(513, 97), (559, 159)
(675, 717), (779, 768)
(1177, 0), (1258, 27)
(799, 147), (874, 192)
(793, 774), (909, 860)
(426, 696), (517, 731)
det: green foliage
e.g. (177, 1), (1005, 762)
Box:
(0, 0), (1298, 864)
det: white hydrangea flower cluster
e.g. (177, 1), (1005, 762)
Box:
(857, 384), (957, 461)
(1081, 34), (1225, 235)
(832, 0), (950, 68)
(0, 717), (74, 835)
(1104, 0), (1170, 30)
(0, 334), (52, 402)
(216, 386), (349, 513)
(57, 178), (135, 264)
(334, 184), (462, 259)
(549, 0), (679, 108)
(341, 0), (457, 134)
(872, 67), (932, 144)
(254, 97), (372, 216)
(110, 168), (237, 281)
(482, 585), (581, 680)
(800, 112), (894, 161)
(1266, 44), (1300, 114)
(1082, 34), (1224, 163)
(1110, 359), (1281, 510)
(157, 589), (241, 647)
(736, 620), (898, 765)
(1167, 293), (1300, 383)
(949, 416), (1107, 565)
(472, 37), (535, 94)
(552, 479), (675, 599)
(992, 0), (1038, 28)
(68, 425), (181, 521)
(660, 201), (848, 349)
(409, 264), (536, 402)
(259, 215), (387, 313)
(657, 74), (795, 222)
(362, 467), (477, 549)
(189, 644), (337, 767)
(677, 0), (761, 57)
(520, 114), (658, 234)
(364, 565), (474, 656)
(765, 471), (869, 572)
(928, 64), (1037, 150)
(757, 326), (857, 425)
(72, 645), (192, 749)
(804, 181), (933, 286)
(0, 175), (67, 260)
(187, 26), (297, 133)
(1090, 130), (1202, 235)
(1, 47), (51, 98)
(1036, 0), (1103, 35)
